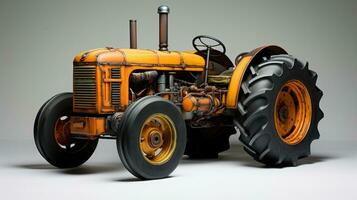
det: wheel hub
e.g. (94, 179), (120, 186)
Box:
(139, 114), (177, 165)
(149, 131), (163, 148)
(274, 80), (312, 145)
(279, 105), (289, 122)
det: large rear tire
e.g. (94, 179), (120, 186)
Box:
(236, 55), (323, 166)
(34, 93), (98, 168)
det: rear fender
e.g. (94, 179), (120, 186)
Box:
(225, 45), (287, 108)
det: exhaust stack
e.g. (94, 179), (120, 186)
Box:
(158, 5), (170, 51)
(129, 19), (137, 49)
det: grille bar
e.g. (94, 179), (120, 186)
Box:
(111, 68), (121, 109)
(73, 66), (97, 111)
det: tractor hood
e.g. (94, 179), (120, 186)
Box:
(73, 47), (205, 67)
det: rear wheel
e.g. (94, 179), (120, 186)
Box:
(236, 55), (323, 166)
(116, 96), (186, 179)
(34, 93), (98, 168)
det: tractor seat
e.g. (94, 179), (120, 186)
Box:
(207, 68), (233, 85)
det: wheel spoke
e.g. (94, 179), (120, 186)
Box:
(211, 43), (221, 47)
(198, 37), (204, 45)
(66, 143), (71, 150)
(145, 149), (156, 158)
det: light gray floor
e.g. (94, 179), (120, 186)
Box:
(1, 137), (356, 200)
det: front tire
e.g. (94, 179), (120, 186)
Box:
(116, 96), (186, 179)
(236, 55), (324, 166)
(34, 93), (98, 168)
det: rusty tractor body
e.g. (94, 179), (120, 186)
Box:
(34, 6), (323, 179)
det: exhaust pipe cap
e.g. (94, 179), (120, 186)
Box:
(158, 5), (170, 14)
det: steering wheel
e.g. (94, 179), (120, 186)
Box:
(192, 35), (226, 55)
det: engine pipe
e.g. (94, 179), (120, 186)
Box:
(158, 5), (169, 51)
(157, 73), (166, 92)
(129, 19), (137, 49)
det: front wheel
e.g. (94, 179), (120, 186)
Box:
(236, 55), (324, 166)
(116, 96), (186, 180)
(34, 93), (98, 168)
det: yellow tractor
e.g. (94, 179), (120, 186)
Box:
(34, 5), (323, 179)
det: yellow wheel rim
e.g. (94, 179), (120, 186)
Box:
(274, 80), (312, 145)
(139, 113), (177, 165)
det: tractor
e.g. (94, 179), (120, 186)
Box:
(34, 5), (323, 179)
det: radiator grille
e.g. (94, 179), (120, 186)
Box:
(111, 68), (120, 108)
(73, 66), (97, 111)
(111, 68), (121, 79)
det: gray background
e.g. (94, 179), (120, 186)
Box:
(1, 0), (356, 141)
(0, 0), (356, 199)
